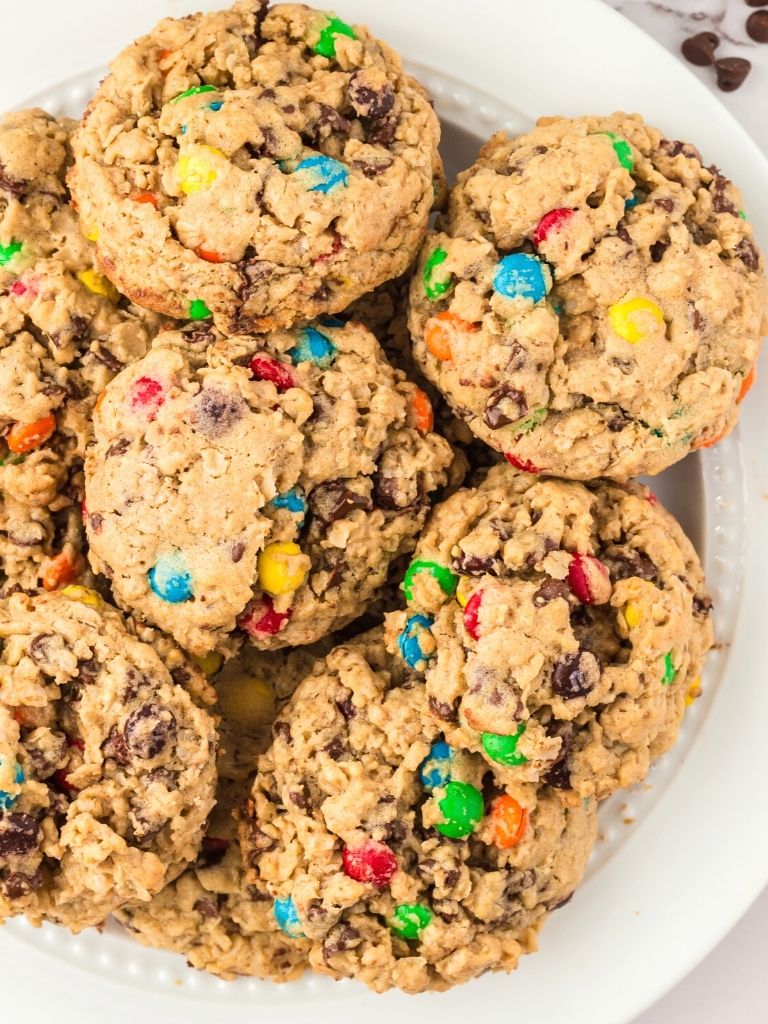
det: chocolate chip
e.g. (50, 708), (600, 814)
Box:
(194, 897), (220, 919)
(349, 71), (395, 119)
(659, 139), (703, 162)
(24, 728), (68, 778)
(609, 551), (657, 583)
(2, 870), (42, 899)
(690, 304), (706, 332)
(428, 695), (459, 722)
(273, 720), (292, 743)
(451, 554), (498, 577)
(542, 722), (573, 790)
(483, 385), (527, 430)
(552, 650), (601, 699)
(192, 385), (246, 439)
(92, 345), (124, 373)
(0, 813), (41, 858)
(350, 155), (394, 178)
(323, 924), (360, 960)
(322, 737), (345, 760)
(309, 481), (372, 523)
(7, 525), (46, 548)
(230, 540), (245, 563)
(88, 512), (103, 534)
(654, 197), (674, 212)
(693, 594), (713, 616)
(102, 725), (131, 765)
(247, 826), (276, 855)
(200, 836), (229, 866)
(123, 703), (177, 759)
(306, 902), (327, 923)
(368, 114), (398, 147)
(372, 474), (400, 510)
(106, 437), (130, 459)
(550, 892), (574, 911)
(77, 659), (101, 685)
(735, 237), (760, 272)
(681, 31), (719, 66)
(237, 257), (273, 301)
(616, 225), (632, 245)
(715, 57), (751, 92)
(0, 161), (27, 198)
(334, 695), (356, 720)
(650, 238), (670, 263)
(308, 103), (351, 144)
(747, 9), (768, 40)
(533, 578), (570, 607)
(746, 0), (768, 6)
(289, 784), (311, 810)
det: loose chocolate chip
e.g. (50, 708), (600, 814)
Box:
(681, 31), (719, 66)
(734, 237), (760, 272)
(348, 71), (396, 119)
(0, 813), (41, 858)
(747, 0), (768, 6)
(483, 385), (528, 430)
(273, 720), (292, 743)
(428, 695), (459, 722)
(92, 345), (124, 373)
(41, 383), (67, 400)
(451, 553), (498, 577)
(533, 578), (570, 607)
(123, 703), (177, 759)
(551, 650), (601, 699)
(714, 56), (751, 91)
(102, 725), (131, 765)
(309, 481), (373, 523)
(192, 385), (246, 439)
(747, 10), (768, 40)
(106, 437), (130, 459)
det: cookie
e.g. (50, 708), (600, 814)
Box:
(0, 109), (161, 592)
(385, 464), (713, 800)
(408, 113), (767, 480)
(69, 0), (444, 333)
(84, 319), (454, 654)
(241, 632), (597, 993)
(116, 642), (331, 980)
(0, 587), (217, 931)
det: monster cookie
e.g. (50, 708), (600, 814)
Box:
(385, 464), (713, 800)
(241, 632), (597, 993)
(0, 109), (161, 592)
(84, 319), (453, 654)
(0, 587), (217, 930)
(69, 0), (443, 333)
(116, 643), (333, 979)
(408, 113), (767, 480)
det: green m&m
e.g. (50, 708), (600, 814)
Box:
(188, 298), (212, 320)
(171, 84), (218, 104)
(423, 247), (452, 301)
(403, 559), (458, 603)
(390, 902), (432, 940)
(596, 131), (634, 172)
(312, 15), (356, 59)
(661, 651), (677, 686)
(435, 780), (484, 839)
(0, 240), (22, 266)
(482, 724), (528, 767)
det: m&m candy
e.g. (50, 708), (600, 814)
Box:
(462, 590), (483, 641)
(568, 553), (612, 605)
(77, 268), (119, 302)
(177, 146), (225, 195)
(402, 559), (458, 603)
(397, 613), (435, 670)
(435, 780), (484, 839)
(312, 14), (356, 58)
(171, 84), (218, 104)
(596, 131), (634, 171)
(188, 298), (212, 320)
(0, 240), (22, 266)
(61, 585), (103, 609)
(390, 903), (432, 941)
(622, 601), (643, 629)
(250, 354), (297, 391)
(287, 326), (337, 368)
(493, 253), (552, 303)
(41, 550), (79, 592)
(129, 376), (165, 418)
(662, 651), (677, 686)
(239, 595), (292, 637)
(193, 650), (224, 677)
(293, 155), (349, 194)
(342, 840), (397, 888)
(423, 310), (478, 361)
(532, 208), (574, 247)
(6, 414), (56, 455)
(423, 247), (452, 301)
(268, 487), (307, 526)
(608, 296), (664, 344)
(273, 895), (304, 938)
(148, 551), (194, 603)
(482, 724), (528, 767)
(419, 740), (453, 790)
(216, 675), (275, 730)
(490, 794), (528, 849)
(0, 758), (24, 812)
(410, 389), (433, 434)
(504, 452), (542, 474)
(257, 542), (309, 596)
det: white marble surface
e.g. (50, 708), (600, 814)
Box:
(600, 7), (768, 1020)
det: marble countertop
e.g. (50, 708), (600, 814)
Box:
(600, 6), (768, 1021)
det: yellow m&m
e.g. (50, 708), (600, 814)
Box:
(84, 225), (99, 242)
(60, 585), (103, 609)
(193, 650), (224, 677)
(77, 269), (119, 303)
(177, 145), (225, 195)
(623, 600), (643, 629)
(257, 542), (309, 596)
(216, 675), (275, 730)
(608, 297), (664, 344)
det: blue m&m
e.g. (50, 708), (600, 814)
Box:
(293, 155), (348, 194)
(268, 487), (307, 526)
(148, 551), (193, 603)
(397, 613), (435, 671)
(0, 757), (25, 811)
(273, 895), (304, 938)
(288, 326), (337, 368)
(419, 740), (453, 790)
(493, 253), (552, 303)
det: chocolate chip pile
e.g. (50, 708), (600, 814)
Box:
(0, 0), (762, 998)
(680, 0), (768, 91)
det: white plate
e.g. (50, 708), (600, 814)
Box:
(2, 2), (767, 1022)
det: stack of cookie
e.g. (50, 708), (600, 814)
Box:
(0, 0), (764, 996)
